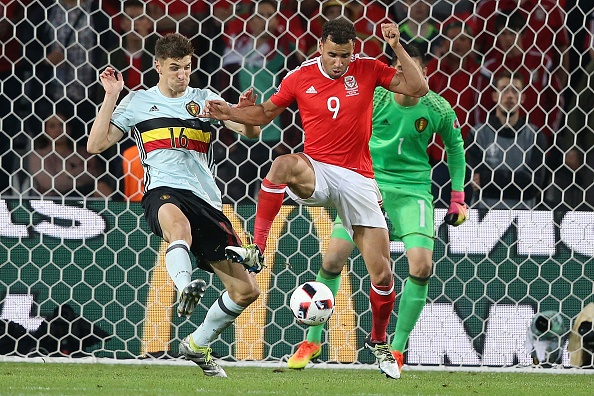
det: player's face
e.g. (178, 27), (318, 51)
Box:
(493, 77), (524, 113)
(319, 38), (354, 79)
(156, 56), (192, 97)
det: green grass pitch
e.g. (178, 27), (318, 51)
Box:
(0, 362), (593, 396)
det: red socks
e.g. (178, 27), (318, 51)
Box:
(254, 178), (286, 252)
(369, 281), (395, 343)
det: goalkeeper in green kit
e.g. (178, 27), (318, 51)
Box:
(287, 43), (467, 378)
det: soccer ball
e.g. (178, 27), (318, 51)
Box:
(289, 281), (335, 326)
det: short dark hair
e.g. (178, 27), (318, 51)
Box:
(492, 70), (525, 89)
(155, 33), (194, 61)
(391, 43), (426, 66)
(321, 18), (356, 45)
(494, 10), (525, 32)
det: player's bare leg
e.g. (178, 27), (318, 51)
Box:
(354, 226), (400, 379)
(227, 154), (315, 271)
(252, 154), (315, 252)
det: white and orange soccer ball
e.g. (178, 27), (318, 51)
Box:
(289, 281), (335, 326)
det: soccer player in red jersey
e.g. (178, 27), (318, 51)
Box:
(204, 18), (428, 379)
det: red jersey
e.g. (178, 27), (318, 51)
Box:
(476, 49), (559, 137)
(351, 0), (392, 38)
(472, 0), (568, 137)
(473, 0), (569, 60)
(271, 55), (396, 178)
(270, 55), (396, 177)
(148, 0), (208, 14)
(426, 55), (483, 161)
(0, 0), (29, 74)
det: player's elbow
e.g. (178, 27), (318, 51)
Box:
(244, 126), (261, 139)
(419, 84), (429, 97)
(413, 81), (429, 97)
(86, 144), (100, 155)
(86, 141), (105, 155)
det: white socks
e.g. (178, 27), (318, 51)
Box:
(165, 240), (192, 292)
(167, 242), (246, 347)
(191, 291), (245, 346)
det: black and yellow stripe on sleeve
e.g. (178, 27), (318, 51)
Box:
(136, 117), (212, 154)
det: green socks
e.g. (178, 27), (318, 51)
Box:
(391, 276), (429, 352)
(301, 269), (429, 351)
(306, 268), (342, 344)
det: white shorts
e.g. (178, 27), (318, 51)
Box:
(286, 154), (386, 238)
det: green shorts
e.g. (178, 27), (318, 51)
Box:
(331, 185), (434, 251)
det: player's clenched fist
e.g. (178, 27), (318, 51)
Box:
(444, 191), (468, 226)
(381, 23), (401, 44)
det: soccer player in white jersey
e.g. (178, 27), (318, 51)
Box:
(88, 33), (262, 378)
(204, 19), (429, 379)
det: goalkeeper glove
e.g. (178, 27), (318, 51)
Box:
(444, 191), (467, 226)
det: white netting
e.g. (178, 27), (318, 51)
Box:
(0, 0), (593, 369)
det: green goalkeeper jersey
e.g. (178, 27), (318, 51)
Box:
(370, 88), (466, 191)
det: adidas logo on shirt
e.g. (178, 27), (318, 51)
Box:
(149, 105), (159, 112)
(306, 86), (317, 94)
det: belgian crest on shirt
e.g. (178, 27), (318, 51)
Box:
(186, 101), (200, 117)
(415, 117), (428, 133)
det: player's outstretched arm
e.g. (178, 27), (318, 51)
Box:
(381, 23), (428, 98)
(88, 67), (125, 154)
(226, 88), (262, 139)
(224, 120), (261, 139)
(203, 98), (285, 128)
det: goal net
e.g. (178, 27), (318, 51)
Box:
(0, 0), (593, 369)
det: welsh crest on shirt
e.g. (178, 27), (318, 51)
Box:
(270, 54), (396, 178)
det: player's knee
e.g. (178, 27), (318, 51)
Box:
(229, 284), (260, 307)
(268, 155), (294, 179)
(407, 247), (433, 278)
(375, 271), (395, 287)
(368, 257), (393, 286)
(245, 283), (261, 305)
(410, 261), (433, 279)
(161, 221), (191, 244)
(322, 255), (346, 274)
